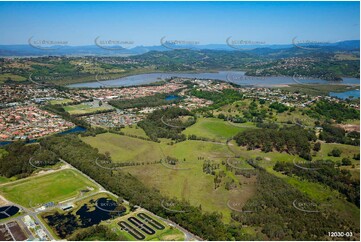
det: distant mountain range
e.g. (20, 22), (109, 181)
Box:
(0, 40), (359, 57)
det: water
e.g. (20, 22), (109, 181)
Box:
(329, 89), (360, 100)
(76, 197), (120, 227)
(45, 197), (124, 239)
(0, 205), (20, 219)
(67, 71), (360, 88)
(165, 95), (180, 101)
(58, 126), (87, 135)
(0, 126), (87, 147)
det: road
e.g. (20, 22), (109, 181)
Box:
(60, 158), (201, 241)
(0, 158), (201, 241)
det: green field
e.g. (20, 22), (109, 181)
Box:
(64, 104), (113, 115)
(0, 169), (98, 207)
(103, 210), (185, 241)
(183, 117), (254, 141)
(121, 125), (149, 139)
(0, 73), (27, 83)
(82, 132), (257, 222)
(81, 133), (163, 163)
(49, 98), (73, 105)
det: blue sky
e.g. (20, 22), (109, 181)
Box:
(0, 1), (359, 45)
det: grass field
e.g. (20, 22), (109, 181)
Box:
(0, 73), (26, 83)
(82, 132), (256, 222)
(81, 133), (163, 163)
(315, 142), (360, 163)
(102, 210), (185, 241)
(64, 104), (113, 115)
(121, 125), (149, 139)
(49, 98), (73, 105)
(183, 117), (254, 141)
(0, 169), (98, 207)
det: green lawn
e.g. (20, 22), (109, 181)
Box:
(64, 104), (113, 115)
(183, 117), (254, 141)
(0, 169), (98, 207)
(49, 98), (73, 105)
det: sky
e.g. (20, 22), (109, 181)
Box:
(0, 1), (359, 46)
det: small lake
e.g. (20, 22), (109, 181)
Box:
(67, 71), (360, 88)
(76, 197), (121, 227)
(44, 197), (124, 239)
(165, 95), (180, 101)
(329, 89), (360, 100)
(58, 126), (87, 135)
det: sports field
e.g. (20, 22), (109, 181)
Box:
(49, 99), (73, 105)
(0, 169), (98, 207)
(64, 104), (113, 115)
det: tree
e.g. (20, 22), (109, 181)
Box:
(313, 142), (321, 152)
(328, 148), (342, 157)
(342, 158), (352, 166)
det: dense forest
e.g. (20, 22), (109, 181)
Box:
(274, 160), (360, 207)
(189, 88), (243, 110)
(67, 225), (125, 241)
(307, 100), (360, 122)
(319, 123), (360, 146)
(108, 92), (181, 109)
(234, 126), (316, 160)
(0, 142), (57, 178)
(232, 168), (358, 240)
(138, 107), (196, 142)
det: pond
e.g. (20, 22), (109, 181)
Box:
(165, 95), (180, 101)
(0, 205), (20, 219)
(44, 197), (125, 239)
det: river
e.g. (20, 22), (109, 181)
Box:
(67, 71), (360, 88)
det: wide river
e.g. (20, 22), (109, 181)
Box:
(67, 71), (360, 88)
